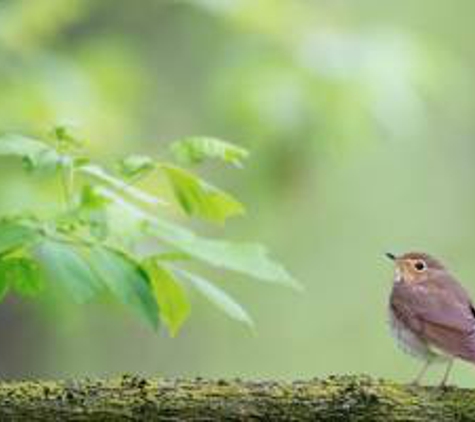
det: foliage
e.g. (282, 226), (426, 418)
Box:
(170, 137), (249, 168)
(0, 127), (297, 335)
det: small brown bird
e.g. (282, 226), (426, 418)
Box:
(387, 251), (475, 386)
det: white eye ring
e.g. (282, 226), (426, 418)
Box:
(414, 261), (426, 272)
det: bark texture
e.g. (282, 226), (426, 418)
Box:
(0, 375), (474, 421)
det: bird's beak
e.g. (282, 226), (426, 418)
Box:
(385, 252), (397, 261)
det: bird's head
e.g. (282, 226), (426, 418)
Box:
(385, 251), (445, 284)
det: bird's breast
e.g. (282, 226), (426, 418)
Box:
(388, 307), (435, 360)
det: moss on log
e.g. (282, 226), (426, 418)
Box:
(0, 375), (474, 421)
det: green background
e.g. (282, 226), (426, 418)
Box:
(1, 0), (475, 386)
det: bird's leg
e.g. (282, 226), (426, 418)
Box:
(412, 358), (432, 385)
(439, 359), (454, 388)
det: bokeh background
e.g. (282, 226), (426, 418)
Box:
(1, 0), (475, 386)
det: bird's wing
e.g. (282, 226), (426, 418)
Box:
(415, 273), (475, 334)
(422, 319), (475, 361)
(393, 273), (475, 360)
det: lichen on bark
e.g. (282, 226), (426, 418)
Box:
(0, 375), (474, 421)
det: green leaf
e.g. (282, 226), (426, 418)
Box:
(143, 258), (190, 336)
(81, 164), (167, 207)
(0, 221), (41, 256)
(146, 219), (300, 289)
(0, 263), (9, 301)
(0, 133), (62, 173)
(118, 154), (155, 179)
(0, 256), (44, 297)
(77, 185), (110, 239)
(88, 247), (159, 328)
(170, 137), (249, 168)
(0, 276), (8, 301)
(52, 125), (84, 151)
(162, 165), (245, 224)
(177, 269), (253, 328)
(80, 184), (110, 209)
(154, 251), (192, 262)
(73, 156), (91, 168)
(36, 240), (103, 303)
(93, 180), (299, 289)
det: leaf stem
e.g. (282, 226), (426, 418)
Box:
(59, 156), (75, 210)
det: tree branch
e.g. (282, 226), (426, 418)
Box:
(0, 375), (474, 421)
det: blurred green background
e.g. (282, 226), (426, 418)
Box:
(1, 0), (475, 386)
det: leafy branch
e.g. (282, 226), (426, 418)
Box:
(0, 128), (298, 336)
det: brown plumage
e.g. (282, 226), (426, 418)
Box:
(387, 251), (475, 386)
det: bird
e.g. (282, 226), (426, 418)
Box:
(386, 251), (475, 386)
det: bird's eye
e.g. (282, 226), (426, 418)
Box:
(414, 261), (426, 272)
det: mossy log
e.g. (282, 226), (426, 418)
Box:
(0, 375), (475, 421)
